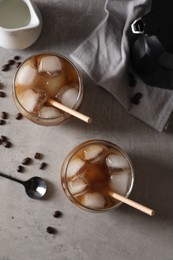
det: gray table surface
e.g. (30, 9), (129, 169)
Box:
(0, 1), (173, 260)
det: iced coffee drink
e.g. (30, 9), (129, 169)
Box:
(13, 52), (84, 125)
(61, 140), (134, 212)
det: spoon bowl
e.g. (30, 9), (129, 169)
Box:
(0, 172), (47, 199)
(23, 176), (47, 199)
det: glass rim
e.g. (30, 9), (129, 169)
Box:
(61, 139), (135, 212)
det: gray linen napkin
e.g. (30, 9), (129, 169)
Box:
(70, 0), (173, 132)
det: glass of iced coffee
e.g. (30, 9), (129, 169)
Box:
(61, 140), (134, 212)
(13, 52), (84, 126)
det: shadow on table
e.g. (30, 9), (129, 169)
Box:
(27, 2), (103, 52)
(124, 153), (173, 223)
(165, 118), (173, 134)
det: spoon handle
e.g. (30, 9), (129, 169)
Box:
(0, 172), (23, 185)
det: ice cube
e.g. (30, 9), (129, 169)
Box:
(43, 73), (67, 97)
(67, 158), (85, 178)
(56, 83), (79, 106)
(60, 87), (79, 108)
(82, 192), (106, 209)
(18, 89), (40, 112)
(38, 106), (61, 118)
(106, 154), (129, 169)
(16, 63), (37, 87)
(38, 56), (62, 74)
(109, 172), (130, 195)
(18, 89), (47, 113)
(68, 178), (88, 195)
(83, 144), (105, 161)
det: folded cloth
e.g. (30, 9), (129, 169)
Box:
(70, 0), (173, 132)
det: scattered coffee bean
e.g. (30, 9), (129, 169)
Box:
(15, 112), (23, 120)
(130, 97), (139, 105)
(40, 162), (47, 170)
(53, 211), (63, 218)
(0, 139), (2, 145)
(136, 92), (143, 98)
(14, 55), (21, 60)
(1, 64), (10, 72)
(16, 62), (21, 68)
(0, 119), (6, 125)
(130, 92), (143, 105)
(1, 111), (8, 119)
(46, 226), (57, 235)
(8, 59), (15, 65)
(128, 72), (137, 87)
(0, 136), (12, 148)
(34, 152), (42, 160)
(1, 135), (8, 142)
(22, 157), (32, 165)
(17, 165), (24, 173)
(4, 141), (12, 148)
(0, 91), (6, 97)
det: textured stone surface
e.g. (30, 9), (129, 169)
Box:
(0, 1), (173, 260)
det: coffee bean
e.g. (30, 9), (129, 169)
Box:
(1, 64), (10, 72)
(134, 92), (143, 99)
(22, 157), (32, 165)
(130, 97), (140, 105)
(14, 56), (21, 60)
(1, 135), (8, 142)
(46, 226), (57, 234)
(15, 113), (23, 120)
(53, 211), (63, 218)
(17, 165), (24, 173)
(8, 59), (15, 65)
(4, 141), (12, 148)
(16, 62), (21, 68)
(0, 135), (12, 148)
(0, 139), (2, 145)
(0, 91), (6, 97)
(34, 152), (42, 160)
(40, 162), (47, 170)
(1, 111), (8, 119)
(0, 119), (5, 125)
(130, 92), (143, 105)
(128, 72), (137, 87)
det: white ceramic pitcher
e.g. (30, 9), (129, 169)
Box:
(0, 0), (42, 50)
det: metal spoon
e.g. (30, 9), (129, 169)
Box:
(0, 172), (47, 199)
